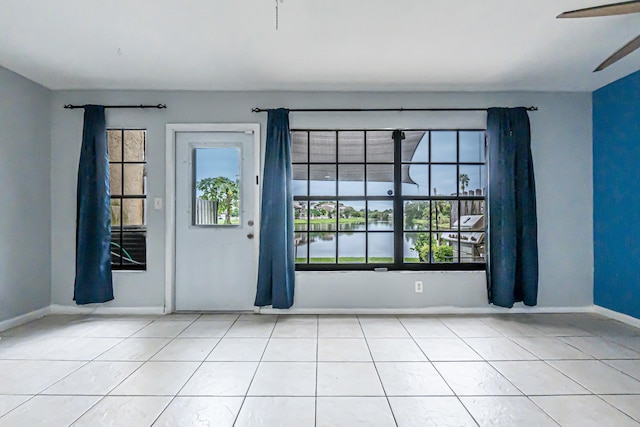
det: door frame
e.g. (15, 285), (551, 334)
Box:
(165, 123), (261, 313)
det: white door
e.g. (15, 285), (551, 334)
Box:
(174, 128), (259, 311)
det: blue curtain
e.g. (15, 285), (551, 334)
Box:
(74, 105), (114, 304)
(486, 107), (538, 308)
(255, 108), (295, 309)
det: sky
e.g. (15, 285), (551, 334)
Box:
(194, 147), (240, 197)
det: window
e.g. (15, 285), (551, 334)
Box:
(292, 129), (486, 271)
(108, 129), (147, 270)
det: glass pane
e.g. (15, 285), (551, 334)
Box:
(294, 232), (308, 263)
(432, 233), (454, 263)
(431, 131), (457, 163)
(338, 165), (364, 196)
(108, 130), (122, 162)
(459, 165), (486, 196)
(309, 232), (336, 263)
(292, 165), (308, 196)
(366, 131), (394, 163)
(402, 165), (428, 196)
(123, 164), (145, 195)
(124, 130), (145, 161)
(109, 164), (122, 195)
(459, 131), (485, 163)
(366, 165), (394, 196)
(110, 199), (122, 226)
(368, 232), (393, 263)
(404, 201), (430, 231)
(309, 165), (336, 196)
(431, 165), (457, 196)
(310, 131), (336, 163)
(194, 147), (241, 226)
(404, 232), (429, 263)
(294, 201), (308, 231)
(291, 131), (308, 163)
(123, 198), (145, 226)
(402, 131), (427, 162)
(338, 131), (364, 163)
(367, 201), (394, 230)
(309, 201), (337, 231)
(119, 231), (146, 267)
(338, 232), (365, 263)
(339, 200), (366, 231)
(431, 200), (454, 231)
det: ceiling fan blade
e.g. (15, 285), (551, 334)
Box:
(558, 0), (640, 18)
(594, 33), (640, 71)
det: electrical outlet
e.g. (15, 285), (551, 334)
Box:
(415, 280), (423, 293)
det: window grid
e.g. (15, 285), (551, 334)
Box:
(293, 129), (486, 271)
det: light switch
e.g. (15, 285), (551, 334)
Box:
(154, 197), (163, 210)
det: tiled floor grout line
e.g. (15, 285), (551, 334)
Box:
(357, 314), (400, 427)
(230, 314), (279, 427)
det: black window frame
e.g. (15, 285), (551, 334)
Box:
(292, 128), (487, 272)
(108, 128), (147, 271)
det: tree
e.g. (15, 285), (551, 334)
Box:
(459, 173), (470, 193)
(196, 176), (239, 224)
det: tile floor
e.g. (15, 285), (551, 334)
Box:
(0, 313), (639, 426)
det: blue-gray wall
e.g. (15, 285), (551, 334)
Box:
(0, 66), (52, 322)
(594, 69), (640, 320)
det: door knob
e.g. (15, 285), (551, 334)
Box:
(247, 233), (254, 239)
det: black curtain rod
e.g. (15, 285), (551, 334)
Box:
(64, 104), (167, 110)
(251, 106), (538, 113)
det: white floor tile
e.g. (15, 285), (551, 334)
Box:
(360, 319), (410, 338)
(318, 317), (364, 338)
(317, 362), (384, 396)
(460, 396), (559, 427)
(71, 396), (171, 427)
(318, 339), (372, 362)
(479, 317), (547, 337)
(206, 338), (268, 361)
(132, 321), (193, 338)
(180, 362), (258, 396)
(150, 338), (219, 361)
(610, 336), (640, 353)
(604, 359), (640, 381)
(399, 319), (457, 338)
(0, 395), (30, 417)
(110, 361), (199, 396)
(82, 320), (152, 338)
(316, 397), (396, 427)
(44, 361), (142, 395)
(532, 395), (640, 427)
(178, 320), (235, 338)
(0, 360), (85, 394)
(225, 321), (276, 338)
(464, 337), (538, 360)
(389, 396), (477, 427)
(415, 338), (482, 361)
(511, 337), (592, 360)
(376, 362), (453, 396)
(600, 395), (640, 422)
(262, 338), (316, 361)
(434, 361), (522, 396)
(248, 362), (316, 396)
(0, 336), (73, 359)
(367, 339), (427, 362)
(271, 318), (317, 338)
(238, 314), (279, 322)
(197, 313), (240, 321)
(153, 396), (243, 427)
(160, 313), (201, 321)
(235, 396), (315, 427)
(560, 336), (640, 359)
(0, 395), (100, 427)
(42, 337), (123, 360)
(491, 361), (588, 395)
(548, 360), (640, 394)
(96, 338), (170, 361)
(440, 318), (503, 337)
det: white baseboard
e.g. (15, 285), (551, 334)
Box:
(593, 305), (640, 328)
(0, 307), (51, 332)
(257, 305), (595, 315)
(49, 304), (165, 316)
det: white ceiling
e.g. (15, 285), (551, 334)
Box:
(1, 0), (639, 92)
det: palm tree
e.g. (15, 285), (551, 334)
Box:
(196, 176), (239, 224)
(459, 173), (470, 193)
